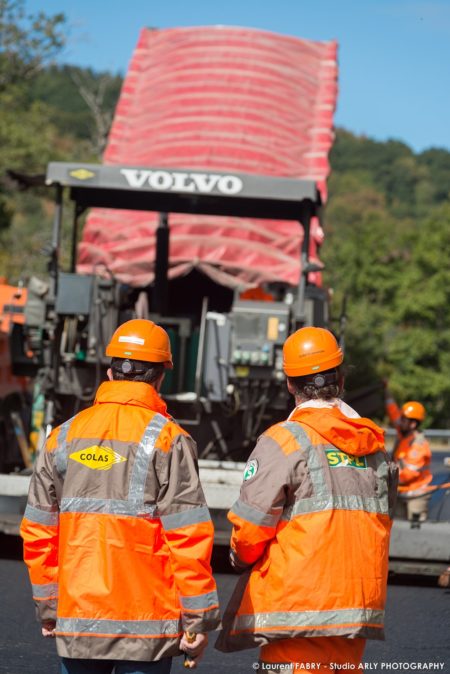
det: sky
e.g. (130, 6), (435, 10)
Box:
(27, 0), (450, 153)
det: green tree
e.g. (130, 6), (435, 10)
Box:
(0, 90), (80, 280)
(0, 0), (65, 90)
(324, 135), (450, 426)
(386, 203), (450, 426)
(28, 65), (122, 147)
(0, 1), (69, 276)
(418, 148), (450, 204)
(323, 173), (408, 391)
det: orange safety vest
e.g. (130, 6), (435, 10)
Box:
(21, 380), (220, 661)
(216, 404), (397, 655)
(386, 399), (432, 495)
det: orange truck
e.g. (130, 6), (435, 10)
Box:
(0, 281), (33, 460)
(0, 281), (28, 397)
(0, 281), (38, 533)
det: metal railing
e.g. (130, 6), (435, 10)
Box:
(384, 428), (450, 451)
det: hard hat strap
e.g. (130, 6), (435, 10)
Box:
(111, 358), (148, 376)
(305, 370), (339, 388)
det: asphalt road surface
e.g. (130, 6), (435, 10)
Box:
(0, 538), (449, 674)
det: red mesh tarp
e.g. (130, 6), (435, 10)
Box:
(78, 26), (338, 288)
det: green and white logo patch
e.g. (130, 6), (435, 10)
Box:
(243, 459), (258, 481)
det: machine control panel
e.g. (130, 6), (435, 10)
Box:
(229, 300), (290, 377)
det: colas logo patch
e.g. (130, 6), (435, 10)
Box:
(325, 450), (367, 469)
(69, 446), (127, 471)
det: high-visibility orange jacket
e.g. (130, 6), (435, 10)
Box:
(386, 398), (432, 495)
(20, 380), (220, 662)
(216, 401), (398, 655)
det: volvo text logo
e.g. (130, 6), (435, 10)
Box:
(120, 169), (243, 195)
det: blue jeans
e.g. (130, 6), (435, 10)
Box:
(60, 656), (172, 674)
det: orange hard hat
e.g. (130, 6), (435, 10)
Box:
(106, 319), (173, 369)
(401, 401), (425, 422)
(283, 327), (343, 377)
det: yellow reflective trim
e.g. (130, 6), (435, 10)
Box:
(325, 449), (367, 469)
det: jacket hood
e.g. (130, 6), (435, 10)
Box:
(290, 406), (385, 457)
(94, 380), (169, 417)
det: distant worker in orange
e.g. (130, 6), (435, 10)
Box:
(216, 327), (398, 671)
(21, 319), (220, 674)
(385, 388), (432, 521)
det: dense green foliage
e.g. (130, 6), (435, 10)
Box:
(1, 2), (449, 425)
(0, 1), (70, 274)
(27, 65), (122, 150)
(324, 132), (450, 426)
(0, 1), (120, 276)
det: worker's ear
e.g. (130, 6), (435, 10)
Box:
(107, 367), (113, 381)
(286, 378), (295, 396)
(155, 372), (165, 392)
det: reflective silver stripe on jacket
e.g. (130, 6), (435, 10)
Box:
(283, 422), (330, 501)
(401, 461), (426, 472)
(24, 504), (59, 526)
(373, 451), (389, 513)
(60, 498), (157, 518)
(285, 494), (387, 518)
(58, 415), (167, 517)
(129, 413), (168, 504)
(32, 582), (58, 598)
(161, 505), (211, 531)
(56, 617), (181, 636)
(281, 421), (389, 517)
(233, 607), (385, 632)
(180, 590), (219, 611)
(230, 500), (280, 528)
(54, 416), (77, 477)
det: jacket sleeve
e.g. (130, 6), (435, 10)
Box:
(228, 434), (288, 567)
(387, 458), (399, 519)
(385, 393), (401, 427)
(19, 436), (60, 623)
(156, 433), (220, 633)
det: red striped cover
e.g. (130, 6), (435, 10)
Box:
(78, 26), (338, 288)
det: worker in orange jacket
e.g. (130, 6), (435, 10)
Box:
(21, 319), (220, 674)
(385, 391), (432, 522)
(216, 327), (398, 671)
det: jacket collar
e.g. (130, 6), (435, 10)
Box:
(289, 398), (361, 419)
(94, 380), (169, 417)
